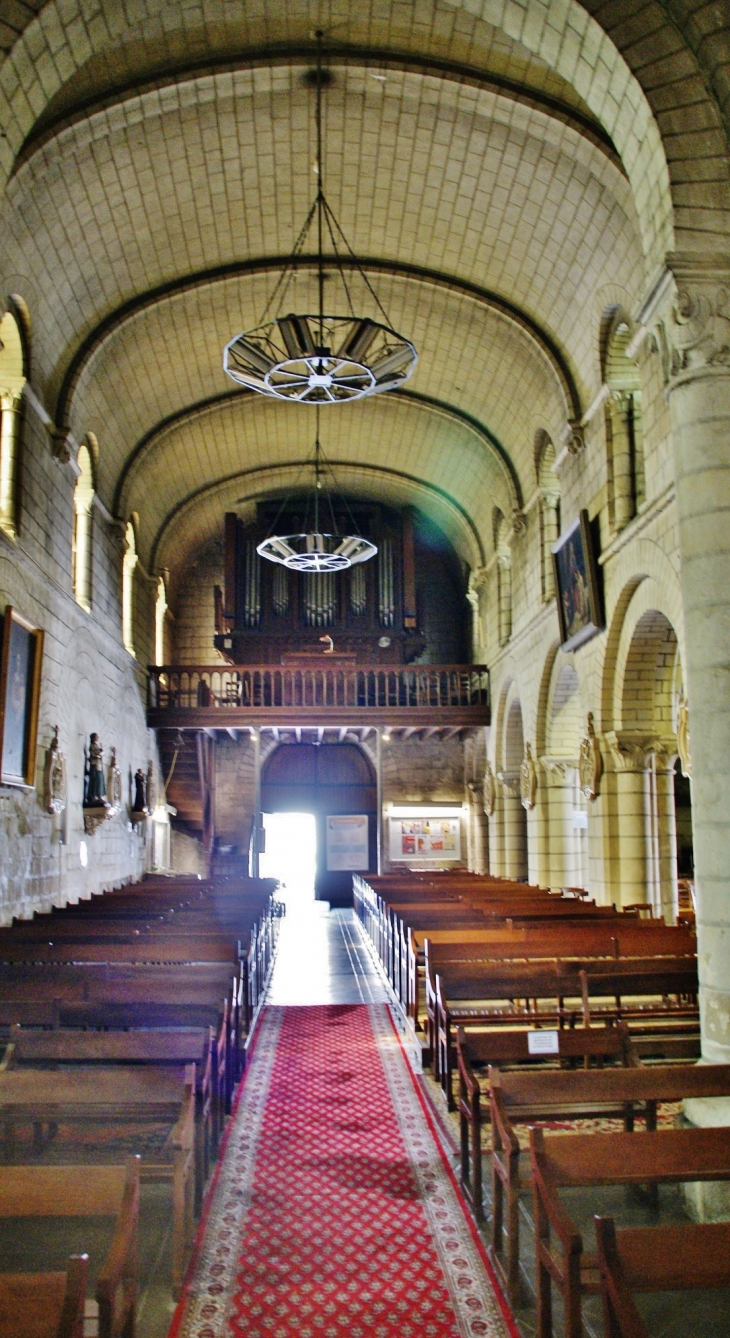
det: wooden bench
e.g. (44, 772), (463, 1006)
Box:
(0, 1253), (88, 1338)
(3, 1025), (218, 1211)
(456, 1023), (631, 1257)
(435, 957), (698, 1105)
(488, 1059), (730, 1305)
(0, 1157), (138, 1338)
(530, 1123), (730, 1338)
(595, 1216), (730, 1338)
(0, 1067), (194, 1298)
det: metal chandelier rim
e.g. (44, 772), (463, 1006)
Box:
(222, 31), (417, 404)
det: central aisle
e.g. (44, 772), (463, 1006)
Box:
(170, 910), (517, 1337)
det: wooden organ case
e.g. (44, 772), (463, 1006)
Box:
(214, 502), (427, 665)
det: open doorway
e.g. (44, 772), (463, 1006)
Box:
(260, 812), (317, 912)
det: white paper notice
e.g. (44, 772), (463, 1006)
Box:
(326, 815), (369, 872)
(527, 1030), (560, 1055)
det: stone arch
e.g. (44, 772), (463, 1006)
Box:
(598, 540), (684, 736)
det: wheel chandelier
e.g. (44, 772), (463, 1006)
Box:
(223, 34), (417, 405)
(255, 408), (378, 572)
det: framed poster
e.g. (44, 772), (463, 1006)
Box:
(0, 606), (43, 788)
(326, 814), (369, 872)
(551, 510), (603, 652)
(389, 815), (461, 863)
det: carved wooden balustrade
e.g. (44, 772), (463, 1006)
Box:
(147, 663), (490, 728)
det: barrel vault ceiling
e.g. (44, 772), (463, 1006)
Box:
(0, 0), (662, 589)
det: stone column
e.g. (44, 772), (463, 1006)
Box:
(0, 388), (22, 538)
(541, 494), (560, 601)
(498, 771), (527, 880)
(607, 391), (636, 530)
(540, 759), (581, 891)
(604, 733), (649, 909)
(467, 782), (489, 875)
(651, 753), (679, 924)
(661, 258), (730, 1060)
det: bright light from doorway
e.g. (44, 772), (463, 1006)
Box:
(260, 811), (317, 910)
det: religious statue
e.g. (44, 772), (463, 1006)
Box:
(44, 725), (67, 816)
(132, 767), (147, 813)
(579, 713), (603, 800)
(107, 746), (123, 816)
(520, 743), (537, 810)
(84, 733), (107, 806)
(677, 690), (692, 779)
(483, 762), (496, 817)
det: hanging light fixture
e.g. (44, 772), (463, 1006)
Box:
(255, 408), (377, 571)
(223, 33), (417, 403)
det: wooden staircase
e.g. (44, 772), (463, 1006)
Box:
(158, 731), (214, 845)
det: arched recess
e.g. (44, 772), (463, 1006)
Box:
(602, 306), (644, 533)
(496, 681), (528, 882)
(535, 430), (560, 602)
(540, 655), (588, 893)
(602, 575), (688, 919)
(261, 742), (376, 906)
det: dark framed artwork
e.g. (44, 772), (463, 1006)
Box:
(0, 606), (44, 787)
(551, 510), (604, 652)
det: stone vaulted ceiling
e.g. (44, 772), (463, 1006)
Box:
(0, 0), (725, 587)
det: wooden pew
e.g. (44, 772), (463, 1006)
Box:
(455, 1023), (631, 1255)
(0, 1067), (195, 1298)
(530, 1124), (730, 1338)
(488, 1060), (730, 1305)
(0, 1253), (88, 1338)
(411, 922), (695, 1028)
(0, 1157), (139, 1338)
(3, 1025), (218, 1210)
(435, 957), (698, 1105)
(595, 1216), (730, 1338)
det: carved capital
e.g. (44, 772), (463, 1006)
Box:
(540, 755), (578, 787)
(47, 423), (73, 464)
(497, 769), (521, 799)
(511, 509), (527, 539)
(468, 565), (489, 595)
(0, 385), (23, 413)
(562, 419), (585, 455)
(664, 257), (730, 382)
(604, 730), (676, 773)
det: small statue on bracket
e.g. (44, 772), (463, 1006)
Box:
(106, 747), (123, 817)
(83, 733), (112, 835)
(130, 767), (148, 826)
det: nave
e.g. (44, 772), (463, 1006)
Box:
(172, 904), (516, 1338)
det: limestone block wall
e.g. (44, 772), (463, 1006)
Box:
(172, 541), (223, 664)
(0, 394), (158, 923)
(481, 327), (687, 911)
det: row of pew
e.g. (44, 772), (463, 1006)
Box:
(0, 872), (280, 1337)
(354, 871), (730, 1338)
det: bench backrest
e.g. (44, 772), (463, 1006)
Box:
(0, 1158), (139, 1217)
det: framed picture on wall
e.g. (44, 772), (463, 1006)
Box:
(0, 606), (44, 788)
(552, 511), (604, 652)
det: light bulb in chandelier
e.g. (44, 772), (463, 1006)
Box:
(223, 34), (417, 404)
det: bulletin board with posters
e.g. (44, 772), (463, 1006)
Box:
(326, 814), (370, 872)
(389, 814), (461, 863)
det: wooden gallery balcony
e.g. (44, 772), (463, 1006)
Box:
(146, 663), (490, 730)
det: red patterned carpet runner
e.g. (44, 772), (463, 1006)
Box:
(170, 1004), (517, 1338)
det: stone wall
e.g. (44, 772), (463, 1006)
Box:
(0, 391), (160, 924)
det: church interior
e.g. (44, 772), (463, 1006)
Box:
(0, 1), (729, 1335)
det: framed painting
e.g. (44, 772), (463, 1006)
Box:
(551, 510), (604, 652)
(0, 606), (44, 788)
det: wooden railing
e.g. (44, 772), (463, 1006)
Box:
(147, 663), (490, 727)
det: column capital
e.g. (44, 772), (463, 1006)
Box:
(665, 255), (730, 385)
(540, 755), (578, 788)
(604, 730), (676, 773)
